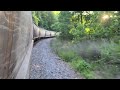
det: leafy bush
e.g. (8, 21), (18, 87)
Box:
(51, 39), (94, 78)
(71, 58), (94, 79)
(32, 11), (40, 26)
(58, 50), (77, 62)
(51, 38), (120, 79)
(100, 40), (120, 63)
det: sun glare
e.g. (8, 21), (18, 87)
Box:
(102, 15), (109, 20)
(52, 11), (60, 15)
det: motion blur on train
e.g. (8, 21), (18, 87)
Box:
(0, 11), (61, 79)
(33, 23), (60, 41)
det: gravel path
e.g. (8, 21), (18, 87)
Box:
(29, 38), (83, 79)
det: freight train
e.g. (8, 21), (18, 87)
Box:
(33, 23), (56, 41)
(0, 11), (59, 79)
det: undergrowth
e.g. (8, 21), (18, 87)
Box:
(51, 38), (94, 79)
(51, 38), (120, 79)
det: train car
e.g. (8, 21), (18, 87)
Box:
(33, 23), (58, 39)
(0, 11), (33, 79)
(39, 27), (46, 38)
(51, 31), (56, 37)
(0, 11), (59, 79)
(44, 30), (51, 38)
(33, 24), (40, 40)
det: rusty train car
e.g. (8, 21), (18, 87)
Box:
(0, 11), (57, 79)
(33, 23), (56, 40)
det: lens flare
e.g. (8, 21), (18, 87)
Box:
(102, 15), (109, 20)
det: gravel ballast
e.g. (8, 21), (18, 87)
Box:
(29, 38), (82, 79)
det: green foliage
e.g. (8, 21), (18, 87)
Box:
(71, 58), (94, 79)
(32, 11), (57, 30)
(92, 41), (120, 78)
(50, 11), (120, 79)
(57, 11), (74, 40)
(32, 11), (40, 26)
(51, 38), (94, 79)
(51, 22), (61, 31)
(51, 39), (77, 62)
(99, 40), (120, 63)
(51, 38), (120, 79)
(58, 50), (77, 62)
(69, 23), (85, 41)
(32, 11), (120, 41)
(56, 11), (120, 41)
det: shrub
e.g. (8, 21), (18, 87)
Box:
(58, 49), (77, 62)
(100, 40), (120, 63)
(71, 58), (94, 79)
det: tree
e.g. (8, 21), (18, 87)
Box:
(57, 11), (74, 40)
(32, 11), (40, 26)
(32, 11), (56, 30)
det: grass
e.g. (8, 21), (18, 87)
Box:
(51, 38), (120, 79)
(71, 57), (94, 79)
(58, 50), (76, 62)
(51, 38), (95, 79)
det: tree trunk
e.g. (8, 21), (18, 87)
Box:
(80, 12), (83, 24)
